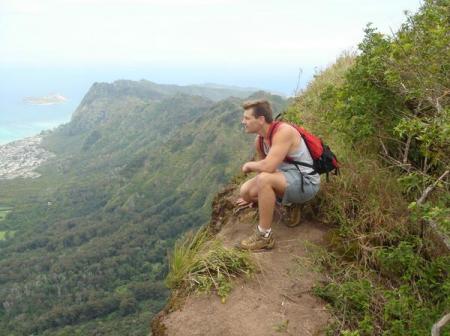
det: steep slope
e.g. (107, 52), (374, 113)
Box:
(0, 80), (288, 335)
(155, 3), (449, 335)
(152, 184), (331, 336)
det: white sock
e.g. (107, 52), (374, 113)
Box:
(258, 225), (271, 238)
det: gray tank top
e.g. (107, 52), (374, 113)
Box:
(262, 134), (321, 184)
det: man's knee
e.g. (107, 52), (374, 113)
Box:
(256, 172), (273, 188)
(239, 183), (247, 197)
(239, 179), (253, 198)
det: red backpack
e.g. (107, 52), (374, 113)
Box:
(258, 121), (340, 180)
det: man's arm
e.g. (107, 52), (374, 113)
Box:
(243, 125), (292, 173)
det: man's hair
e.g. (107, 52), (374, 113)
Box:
(242, 99), (273, 123)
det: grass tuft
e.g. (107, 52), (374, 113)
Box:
(166, 228), (255, 300)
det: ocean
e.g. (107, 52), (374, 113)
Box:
(0, 64), (309, 145)
(0, 97), (80, 144)
(0, 66), (90, 144)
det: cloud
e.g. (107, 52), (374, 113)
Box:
(0, 1), (47, 15)
(1, 0), (422, 68)
(1, 0), (238, 12)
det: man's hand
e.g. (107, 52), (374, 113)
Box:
(242, 162), (253, 173)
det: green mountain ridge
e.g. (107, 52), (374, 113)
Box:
(72, 79), (257, 118)
(0, 81), (288, 335)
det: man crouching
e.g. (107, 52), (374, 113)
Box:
(237, 99), (320, 251)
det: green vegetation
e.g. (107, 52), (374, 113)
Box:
(273, 320), (289, 333)
(284, 1), (449, 334)
(166, 228), (254, 301)
(0, 209), (11, 221)
(0, 208), (13, 241)
(305, 242), (449, 336)
(0, 80), (287, 335)
(0, 231), (15, 240)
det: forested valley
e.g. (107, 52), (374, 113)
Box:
(0, 80), (287, 335)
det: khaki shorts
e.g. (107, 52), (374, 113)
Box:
(280, 169), (320, 205)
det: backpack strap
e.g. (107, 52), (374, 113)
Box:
(267, 121), (282, 146)
(274, 112), (283, 121)
(284, 157), (315, 170)
(258, 121), (282, 157)
(258, 135), (264, 157)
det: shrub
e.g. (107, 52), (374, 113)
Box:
(284, 2), (450, 334)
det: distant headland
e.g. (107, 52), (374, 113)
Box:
(23, 93), (68, 105)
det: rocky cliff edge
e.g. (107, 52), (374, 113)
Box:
(151, 182), (332, 336)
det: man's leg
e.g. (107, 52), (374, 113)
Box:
(238, 176), (259, 204)
(256, 172), (287, 230)
(238, 171), (287, 251)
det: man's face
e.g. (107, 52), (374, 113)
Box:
(242, 108), (262, 133)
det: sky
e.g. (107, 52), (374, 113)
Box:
(1, 0), (423, 70)
(0, 0), (423, 143)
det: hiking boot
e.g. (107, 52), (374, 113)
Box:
(283, 204), (302, 228)
(237, 228), (275, 251)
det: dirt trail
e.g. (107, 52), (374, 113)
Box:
(153, 188), (331, 336)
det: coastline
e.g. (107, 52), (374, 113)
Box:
(0, 135), (55, 180)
